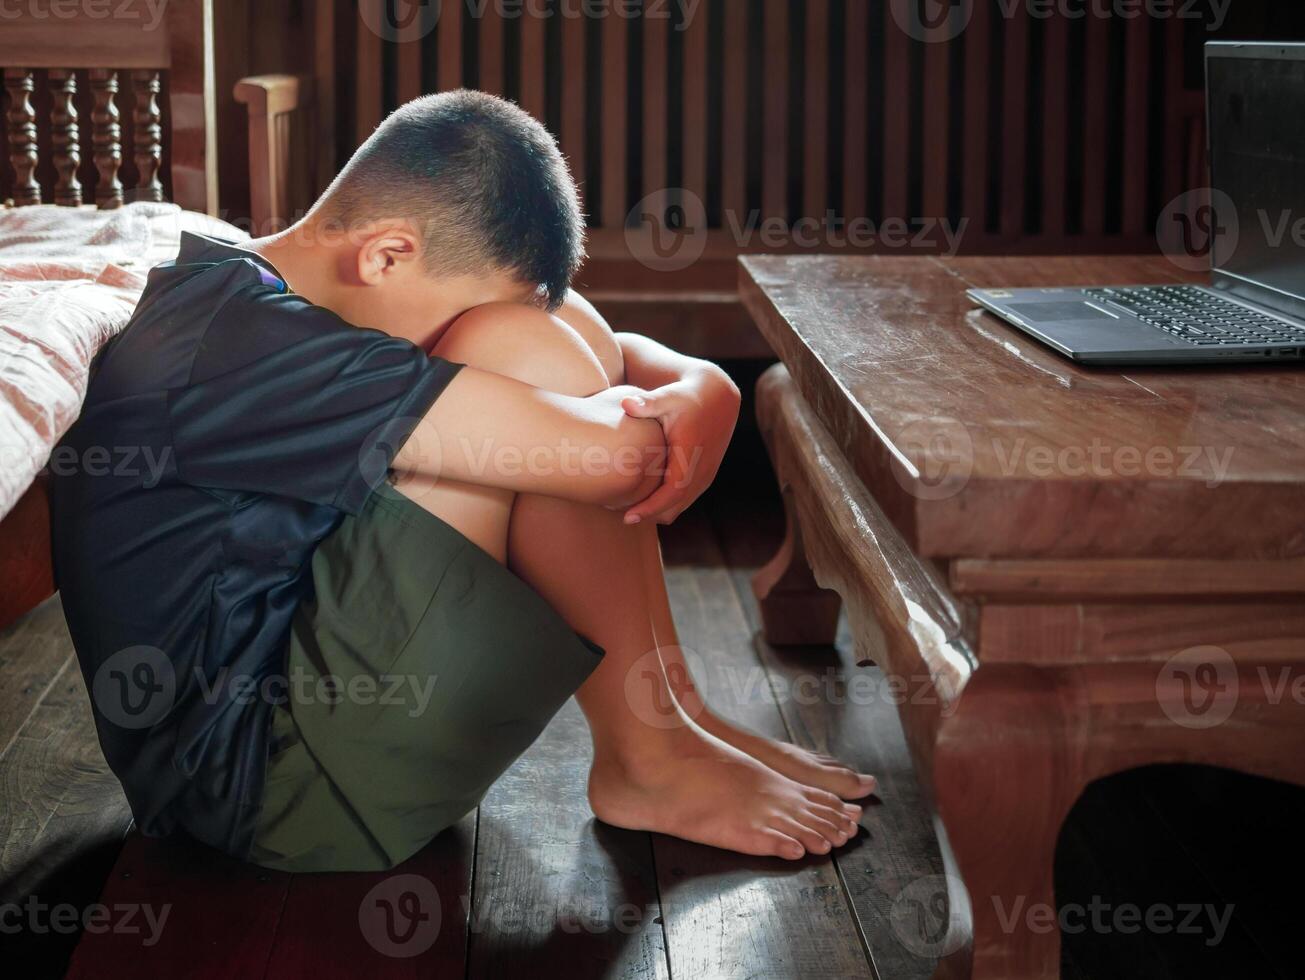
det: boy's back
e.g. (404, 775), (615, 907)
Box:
(51, 232), (458, 854)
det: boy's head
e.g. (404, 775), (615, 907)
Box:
(291, 90), (585, 342)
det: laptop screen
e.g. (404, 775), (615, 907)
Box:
(1207, 45), (1305, 310)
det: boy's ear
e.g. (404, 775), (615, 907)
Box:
(356, 225), (422, 286)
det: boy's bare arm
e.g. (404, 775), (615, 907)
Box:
(557, 292), (742, 525)
(394, 366), (666, 508)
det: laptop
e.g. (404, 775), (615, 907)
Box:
(968, 41), (1305, 366)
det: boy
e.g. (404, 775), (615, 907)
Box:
(52, 91), (874, 873)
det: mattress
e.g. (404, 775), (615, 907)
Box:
(0, 202), (248, 519)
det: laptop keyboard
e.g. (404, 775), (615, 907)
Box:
(1083, 285), (1304, 346)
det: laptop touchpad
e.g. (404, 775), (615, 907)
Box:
(1008, 302), (1114, 322)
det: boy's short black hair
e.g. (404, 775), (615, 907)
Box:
(321, 90), (584, 310)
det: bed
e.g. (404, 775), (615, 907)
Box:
(0, 0), (305, 629)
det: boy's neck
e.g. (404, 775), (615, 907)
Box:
(246, 225), (335, 310)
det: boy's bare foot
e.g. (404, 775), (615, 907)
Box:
(689, 711), (877, 802)
(588, 729), (863, 860)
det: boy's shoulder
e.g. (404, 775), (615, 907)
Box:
(130, 234), (354, 382)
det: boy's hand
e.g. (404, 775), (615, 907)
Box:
(618, 366), (741, 524)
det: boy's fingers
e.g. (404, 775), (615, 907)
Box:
(621, 394), (659, 417)
(622, 389), (690, 421)
(623, 483), (682, 524)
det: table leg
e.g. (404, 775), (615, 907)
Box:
(930, 667), (1082, 980)
(930, 652), (1305, 979)
(751, 483), (843, 646)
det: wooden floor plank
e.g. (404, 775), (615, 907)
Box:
(0, 596), (76, 760)
(658, 513), (874, 980)
(705, 491), (947, 980)
(465, 698), (669, 979)
(1, 662), (132, 902)
(63, 832), (292, 980)
(262, 813), (477, 976)
(0, 605), (133, 979)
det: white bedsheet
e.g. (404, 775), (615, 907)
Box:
(0, 203), (248, 519)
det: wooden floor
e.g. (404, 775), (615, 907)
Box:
(2, 396), (1302, 978)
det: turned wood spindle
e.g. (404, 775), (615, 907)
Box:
(132, 71), (164, 203)
(90, 69), (124, 210)
(4, 69), (41, 206)
(49, 70), (83, 207)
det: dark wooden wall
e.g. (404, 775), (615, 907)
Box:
(319, 6), (1253, 229)
(340, 0), (1206, 251)
(211, 0), (317, 226)
(16, 2), (1302, 273)
(240, 0), (1284, 291)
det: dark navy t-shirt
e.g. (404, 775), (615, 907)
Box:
(50, 233), (461, 857)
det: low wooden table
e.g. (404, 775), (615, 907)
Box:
(741, 255), (1305, 980)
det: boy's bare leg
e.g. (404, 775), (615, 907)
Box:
(555, 293), (877, 799)
(507, 495), (862, 859)
(634, 526), (877, 800)
(397, 303), (866, 859)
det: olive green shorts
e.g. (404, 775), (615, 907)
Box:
(249, 486), (603, 873)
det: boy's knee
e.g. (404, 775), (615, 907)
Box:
(432, 302), (609, 398)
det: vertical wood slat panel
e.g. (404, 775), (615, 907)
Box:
(396, 16), (423, 104)
(882, 7), (909, 219)
(999, 5), (1029, 238)
(720, 0), (747, 223)
(802, 0), (828, 221)
(313, 0), (337, 194)
(921, 29), (949, 220)
(962, 0), (991, 238)
(518, 7), (546, 122)
(314, 1), (1201, 251)
(396, 46), (421, 104)
(479, 6), (505, 95)
(355, 0), (384, 144)
(1160, 15), (1186, 213)
(1081, 12), (1109, 236)
(1121, 18), (1150, 236)
(1042, 13), (1069, 237)
(600, 10), (627, 227)
(680, 1), (708, 213)
(437, 0), (464, 91)
(643, 7), (668, 197)
(842, 0), (868, 222)
(761, 0), (787, 220)
(560, 12), (587, 208)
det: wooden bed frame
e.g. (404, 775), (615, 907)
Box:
(0, 0), (305, 630)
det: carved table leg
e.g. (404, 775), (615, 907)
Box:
(753, 364), (842, 647)
(930, 666), (1082, 980)
(751, 484), (843, 646)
